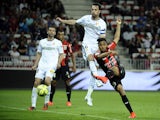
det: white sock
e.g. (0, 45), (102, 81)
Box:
(89, 61), (98, 76)
(86, 86), (94, 98)
(31, 87), (37, 107)
(45, 85), (51, 104)
(86, 76), (95, 98)
(89, 61), (101, 85)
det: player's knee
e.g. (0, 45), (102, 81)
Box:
(45, 79), (51, 86)
(119, 66), (125, 79)
(65, 71), (71, 79)
(116, 84), (123, 91)
(107, 70), (115, 79)
(87, 54), (94, 61)
(65, 79), (70, 86)
(34, 79), (41, 87)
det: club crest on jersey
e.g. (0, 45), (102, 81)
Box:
(96, 22), (99, 26)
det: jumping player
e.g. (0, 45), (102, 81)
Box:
(48, 31), (76, 107)
(95, 18), (136, 119)
(56, 3), (108, 106)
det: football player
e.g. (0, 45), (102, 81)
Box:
(94, 18), (136, 119)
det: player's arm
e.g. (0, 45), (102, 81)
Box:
(57, 40), (65, 68)
(57, 53), (65, 69)
(99, 22), (107, 38)
(113, 17), (122, 44)
(32, 52), (41, 70)
(56, 17), (76, 25)
(70, 53), (76, 72)
(96, 51), (118, 59)
(68, 43), (76, 72)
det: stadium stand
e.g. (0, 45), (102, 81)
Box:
(0, 0), (160, 70)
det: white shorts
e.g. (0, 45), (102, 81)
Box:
(82, 43), (98, 61)
(35, 67), (55, 80)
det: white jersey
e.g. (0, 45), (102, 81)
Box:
(76, 15), (107, 45)
(37, 38), (63, 70)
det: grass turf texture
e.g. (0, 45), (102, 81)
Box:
(0, 90), (159, 120)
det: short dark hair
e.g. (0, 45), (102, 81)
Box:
(92, 3), (101, 10)
(57, 30), (64, 35)
(48, 25), (56, 29)
(97, 38), (107, 43)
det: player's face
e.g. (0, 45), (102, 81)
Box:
(47, 27), (56, 38)
(57, 32), (64, 41)
(98, 41), (108, 52)
(91, 5), (100, 18)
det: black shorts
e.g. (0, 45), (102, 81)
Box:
(109, 76), (122, 91)
(107, 66), (125, 91)
(53, 65), (71, 81)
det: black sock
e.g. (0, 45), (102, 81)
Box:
(121, 95), (133, 113)
(66, 85), (71, 102)
(50, 85), (56, 102)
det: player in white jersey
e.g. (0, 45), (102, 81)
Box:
(56, 3), (108, 106)
(28, 25), (64, 111)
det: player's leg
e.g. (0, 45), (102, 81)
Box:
(84, 75), (95, 106)
(43, 69), (55, 110)
(112, 66), (135, 118)
(88, 54), (108, 84)
(82, 44), (106, 106)
(49, 69), (59, 106)
(42, 76), (52, 110)
(28, 69), (44, 111)
(48, 80), (56, 106)
(82, 44), (106, 86)
(65, 79), (72, 106)
(28, 78), (41, 110)
(62, 66), (72, 106)
(116, 84), (136, 118)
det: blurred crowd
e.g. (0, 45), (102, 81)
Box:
(95, 0), (160, 59)
(0, 0), (82, 58)
(0, 0), (160, 61)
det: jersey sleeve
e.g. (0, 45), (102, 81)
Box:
(97, 21), (107, 35)
(108, 41), (117, 50)
(37, 41), (42, 53)
(58, 42), (64, 54)
(76, 15), (88, 26)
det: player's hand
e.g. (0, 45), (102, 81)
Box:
(116, 17), (122, 25)
(56, 17), (63, 22)
(32, 65), (37, 70)
(110, 50), (118, 55)
(57, 63), (61, 69)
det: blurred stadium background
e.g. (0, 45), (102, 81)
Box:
(0, 0), (160, 91)
(0, 1), (160, 120)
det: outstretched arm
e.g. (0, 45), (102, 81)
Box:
(56, 17), (77, 25)
(71, 53), (76, 72)
(113, 17), (122, 44)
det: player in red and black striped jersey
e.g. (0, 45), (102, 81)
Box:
(94, 18), (136, 119)
(48, 31), (76, 107)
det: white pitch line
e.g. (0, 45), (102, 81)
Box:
(0, 105), (120, 120)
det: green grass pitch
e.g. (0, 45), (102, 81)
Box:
(0, 90), (159, 120)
